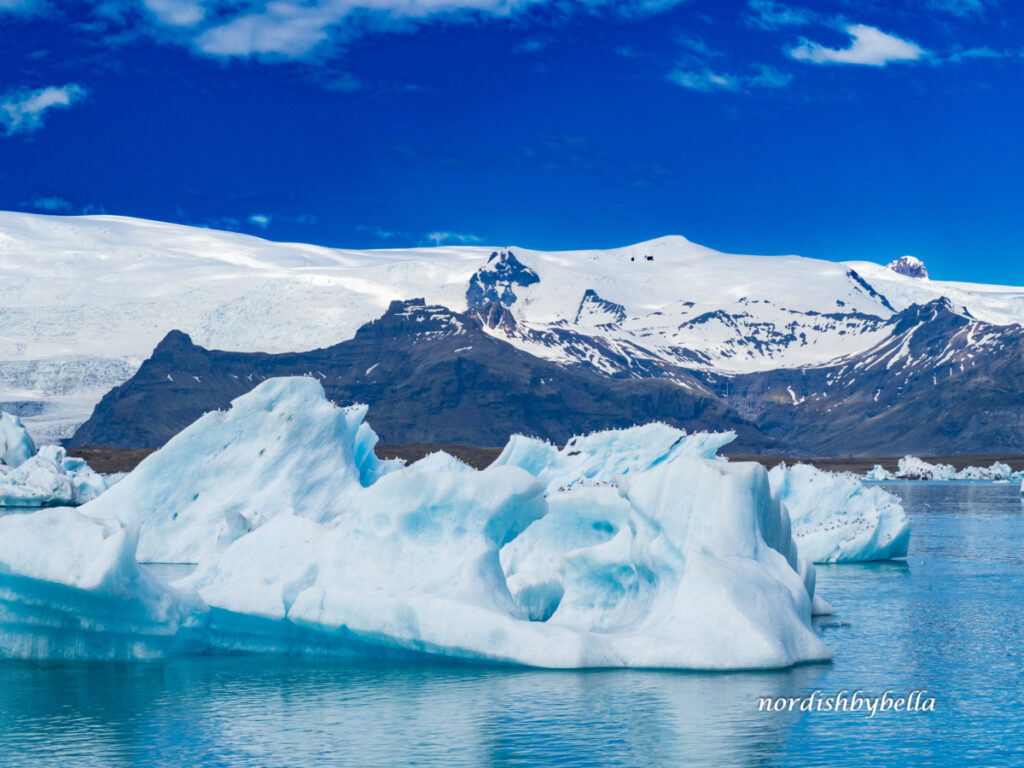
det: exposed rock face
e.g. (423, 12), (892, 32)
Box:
(886, 255), (929, 279)
(466, 249), (540, 309)
(69, 300), (772, 452)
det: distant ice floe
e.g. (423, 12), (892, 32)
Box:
(768, 464), (910, 564)
(0, 378), (835, 669)
(865, 456), (1021, 482)
(0, 411), (109, 507)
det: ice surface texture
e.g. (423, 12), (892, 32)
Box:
(769, 464), (910, 563)
(0, 378), (831, 669)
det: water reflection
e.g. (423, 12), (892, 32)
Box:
(0, 658), (826, 768)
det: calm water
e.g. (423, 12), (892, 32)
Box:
(1, 482), (1022, 767)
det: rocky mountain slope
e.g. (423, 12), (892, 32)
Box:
(70, 300), (771, 450)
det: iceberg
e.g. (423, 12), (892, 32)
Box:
(0, 507), (187, 660)
(0, 378), (830, 669)
(0, 411), (36, 469)
(768, 464), (910, 563)
(895, 455), (1014, 481)
(865, 464), (894, 482)
(0, 443), (110, 508)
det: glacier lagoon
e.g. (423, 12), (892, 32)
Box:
(1, 481), (1020, 767)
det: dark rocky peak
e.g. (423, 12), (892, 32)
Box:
(574, 289), (627, 325)
(887, 255), (929, 279)
(472, 300), (517, 332)
(152, 329), (197, 354)
(466, 248), (540, 309)
(890, 297), (973, 335)
(356, 299), (469, 340)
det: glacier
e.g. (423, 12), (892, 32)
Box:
(0, 411), (110, 507)
(0, 378), (833, 669)
(768, 464), (910, 563)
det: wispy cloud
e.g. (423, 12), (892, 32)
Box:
(929, 0), (993, 17)
(1, 84), (87, 136)
(143, 0), (205, 27)
(746, 0), (815, 29)
(790, 24), (927, 67)
(23, 195), (72, 212)
(27, 1), (698, 63)
(426, 231), (483, 245)
(517, 39), (547, 54)
(357, 225), (405, 240)
(0, 0), (40, 15)
(248, 213), (271, 228)
(945, 45), (1006, 63)
(668, 64), (792, 93)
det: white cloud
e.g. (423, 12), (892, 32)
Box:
(746, 0), (814, 29)
(0, 84), (87, 136)
(248, 213), (271, 228)
(789, 24), (926, 67)
(24, 195), (72, 212)
(143, 0), (205, 27)
(667, 64), (791, 93)
(426, 230), (482, 245)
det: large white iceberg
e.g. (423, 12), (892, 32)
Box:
(0, 411), (36, 468)
(0, 378), (830, 669)
(768, 464), (910, 563)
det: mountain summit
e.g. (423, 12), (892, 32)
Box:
(886, 255), (929, 279)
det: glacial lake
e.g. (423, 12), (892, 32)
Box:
(1, 482), (1021, 767)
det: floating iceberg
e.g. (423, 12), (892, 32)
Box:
(895, 456), (1014, 481)
(865, 465), (895, 482)
(0, 378), (830, 669)
(0, 421), (110, 508)
(0, 412), (36, 469)
(768, 464), (910, 563)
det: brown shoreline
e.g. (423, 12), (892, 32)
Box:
(69, 443), (1024, 475)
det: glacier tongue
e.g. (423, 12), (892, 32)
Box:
(0, 377), (834, 669)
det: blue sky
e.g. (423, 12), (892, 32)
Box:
(1, 0), (1021, 283)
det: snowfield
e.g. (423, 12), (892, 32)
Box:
(0, 377), (836, 669)
(4, 211), (1024, 442)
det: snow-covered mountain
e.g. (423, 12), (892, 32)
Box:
(3, 211), (1023, 443)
